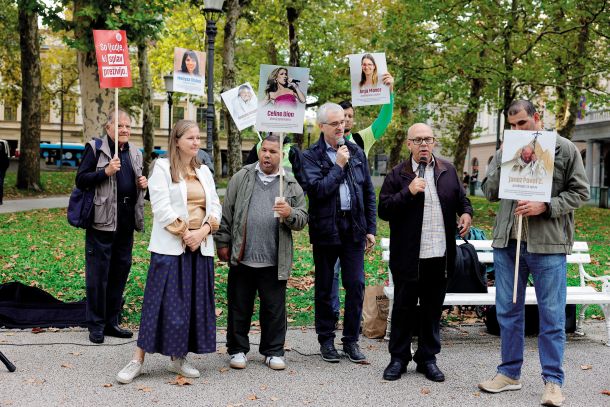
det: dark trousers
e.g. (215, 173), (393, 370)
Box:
(313, 214), (365, 345)
(226, 264), (287, 356)
(389, 256), (447, 364)
(84, 204), (135, 332)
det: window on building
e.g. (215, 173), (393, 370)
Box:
(153, 105), (161, 129)
(3, 102), (17, 121)
(196, 107), (206, 129)
(64, 98), (77, 124)
(173, 106), (184, 126)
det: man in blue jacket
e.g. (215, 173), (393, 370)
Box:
(302, 102), (376, 363)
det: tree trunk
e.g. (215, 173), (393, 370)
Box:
(16, 1), (41, 191)
(454, 77), (484, 175)
(223, 0), (242, 176)
(74, 0), (113, 139)
(388, 107), (409, 169)
(287, 5), (303, 147)
(287, 6), (301, 67)
(137, 40), (155, 176)
(267, 41), (278, 65)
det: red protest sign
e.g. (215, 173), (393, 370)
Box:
(93, 30), (132, 89)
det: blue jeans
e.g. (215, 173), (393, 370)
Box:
(494, 240), (567, 385)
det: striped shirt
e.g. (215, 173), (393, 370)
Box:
(412, 157), (446, 258)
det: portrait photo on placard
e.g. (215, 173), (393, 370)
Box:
(348, 52), (390, 107)
(255, 64), (309, 133)
(221, 82), (258, 131)
(499, 130), (557, 202)
(173, 47), (205, 96)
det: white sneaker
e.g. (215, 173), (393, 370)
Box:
(167, 357), (200, 378)
(229, 352), (247, 369)
(116, 360), (143, 384)
(265, 356), (286, 370)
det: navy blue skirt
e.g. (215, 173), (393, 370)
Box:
(137, 250), (216, 357)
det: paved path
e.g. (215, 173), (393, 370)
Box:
(0, 189), (228, 215)
(0, 196), (70, 214)
(0, 323), (609, 406)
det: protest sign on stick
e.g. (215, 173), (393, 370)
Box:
(93, 30), (133, 157)
(499, 130), (557, 303)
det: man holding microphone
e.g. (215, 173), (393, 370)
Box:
(378, 123), (472, 381)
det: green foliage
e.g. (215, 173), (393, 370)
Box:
(1, 195), (608, 326)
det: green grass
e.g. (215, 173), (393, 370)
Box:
(3, 170), (76, 199)
(0, 196), (608, 328)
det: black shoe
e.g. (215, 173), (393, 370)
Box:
(320, 343), (340, 363)
(343, 342), (366, 363)
(89, 330), (104, 344)
(416, 362), (445, 382)
(104, 324), (133, 338)
(383, 360), (407, 381)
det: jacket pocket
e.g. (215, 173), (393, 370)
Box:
(93, 195), (112, 226)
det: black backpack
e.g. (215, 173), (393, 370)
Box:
(447, 238), (488, 293)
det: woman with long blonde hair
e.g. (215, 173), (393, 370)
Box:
(116, 120), (221, 384)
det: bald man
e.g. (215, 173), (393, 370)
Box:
(378, 123), (472, 382)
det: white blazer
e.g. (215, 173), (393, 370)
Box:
(147, 158), (222, 256)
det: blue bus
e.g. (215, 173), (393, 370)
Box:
(40, 142), (166, 167)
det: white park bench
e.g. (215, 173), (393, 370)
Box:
(380, 238), (610, 346)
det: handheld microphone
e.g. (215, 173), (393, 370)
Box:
(337, 137), (345, 147)
(417, 157), (427, 178)
(290, 79), (301, 84)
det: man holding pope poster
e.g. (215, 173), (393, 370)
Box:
(478, 99), (589, 407)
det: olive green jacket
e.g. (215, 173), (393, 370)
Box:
(482, 135), (589, 254)
(214, 163), (308, 280)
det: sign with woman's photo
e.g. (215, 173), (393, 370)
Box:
(221, 83), (258, 131)
(173, 47), (205, 96)
(499, 130), (557, 202)
(255, 65), (309, 133)
(348, 52), (390, 107)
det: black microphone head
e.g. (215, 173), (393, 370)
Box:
(337, 137), (345, 147)
(291, 79), (301, 84)
(418, 157), (428, 166)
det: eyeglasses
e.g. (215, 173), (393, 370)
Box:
(323, 120), (345, 128)
(408, 137), (435, 145)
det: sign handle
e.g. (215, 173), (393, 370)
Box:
(114, 89), (119, 157)
(513, 214), (523, 304)
(279, 132), (284, 198)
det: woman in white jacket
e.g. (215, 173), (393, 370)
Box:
(117, 120), (221, 383)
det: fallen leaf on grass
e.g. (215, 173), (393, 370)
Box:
(69, 352), (82, 356)
(215, 308), (223, 317)
(168, 376), (192, 386)
(580, 364), (593, 370)
(270, 397), (279, 401)
(61, 363), (74, 368)
(219, 367), (229, 373)
(473, 391), (480, 397)
(138, 386), (153, 392)
(103, 383), (113, 388)
(31, 327), (45, 334)
(421, 387), (430, 395)
(601, 390), (610, 396)
(247, 394), (258, 400)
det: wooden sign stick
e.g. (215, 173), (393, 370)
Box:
(513, 214), (523, 303)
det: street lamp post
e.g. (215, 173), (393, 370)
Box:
(193, 0), (224, 162)
(164, 74), (174, 139)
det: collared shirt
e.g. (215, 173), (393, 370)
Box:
(255, 162), (282, 185)
(411, 157), (446, 258)
(325, 141), (351, 210)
